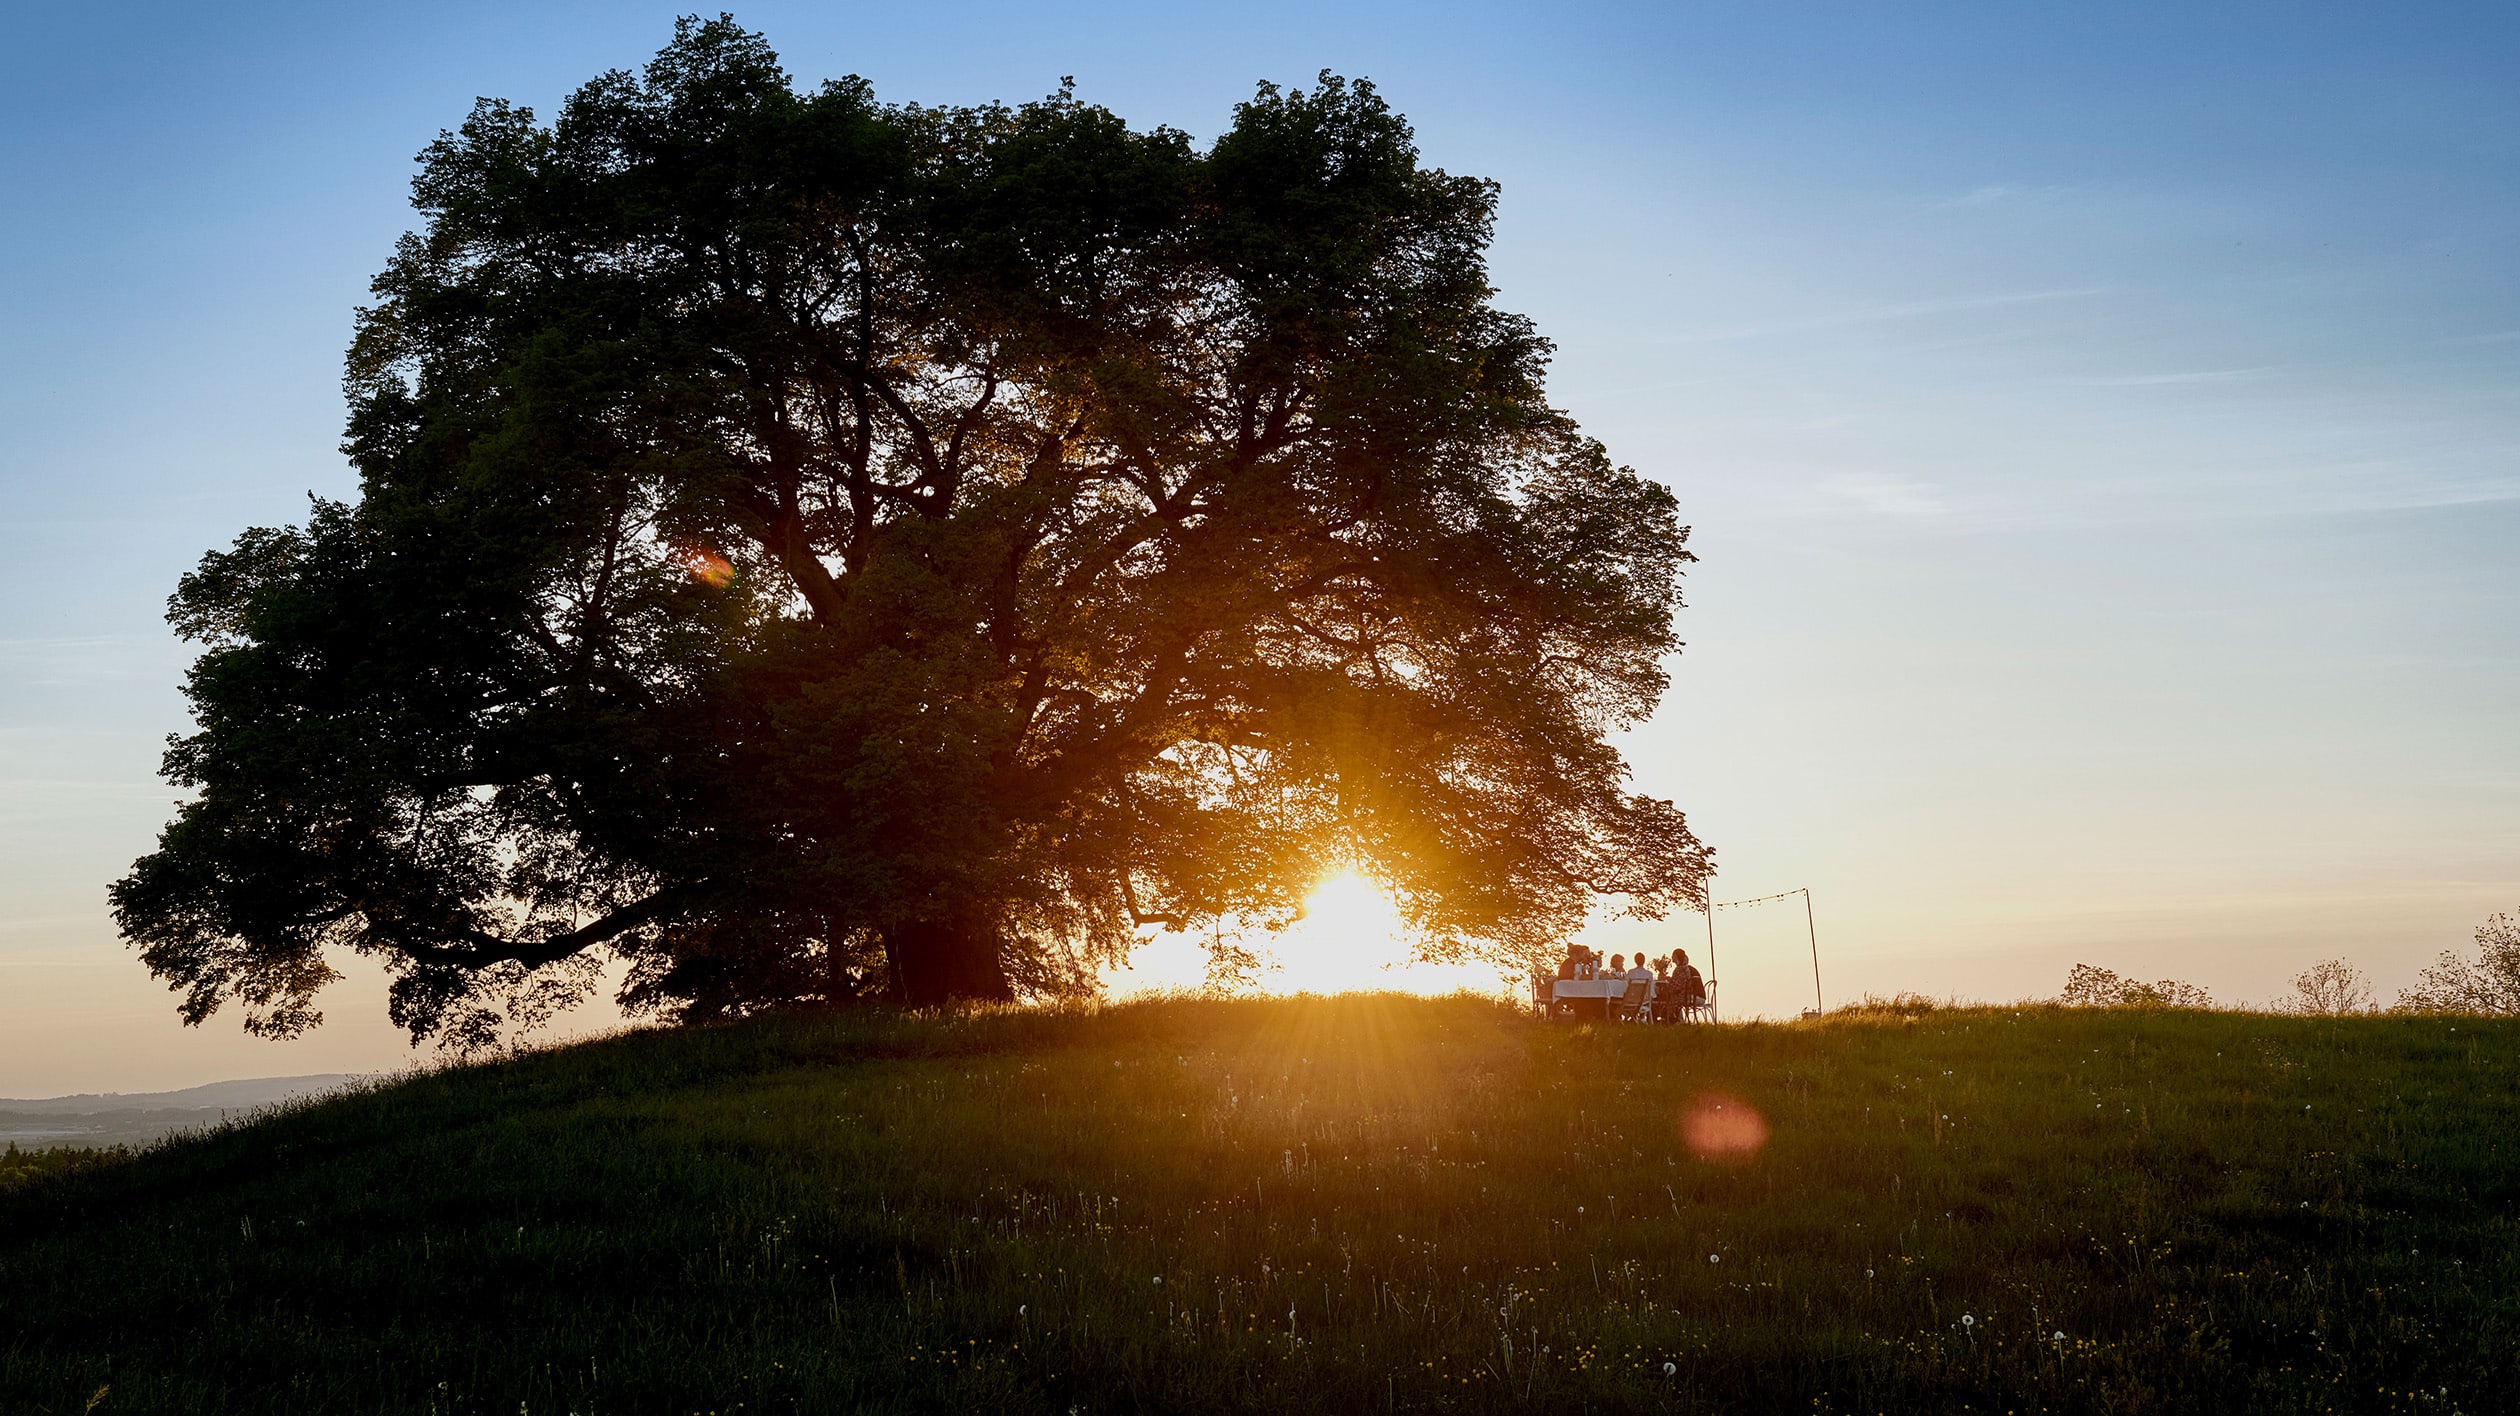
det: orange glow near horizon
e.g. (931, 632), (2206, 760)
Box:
(1247, 869), (1504, 998)
(1097, 869), (1518, 999)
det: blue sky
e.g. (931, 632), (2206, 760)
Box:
(3, 1), (2514, 1090)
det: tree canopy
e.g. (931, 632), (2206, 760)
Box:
(112, 18), (1709, 1047)
(2398, 913), (2520, 1015)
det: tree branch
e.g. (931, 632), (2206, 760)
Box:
(404, 888), (685, 971)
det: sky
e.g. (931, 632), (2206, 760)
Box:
(3, 1), (2514, 1094)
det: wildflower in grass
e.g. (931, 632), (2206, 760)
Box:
(1663, 1362), (1677, 1375)
(1708, 1253), (1720, 1264)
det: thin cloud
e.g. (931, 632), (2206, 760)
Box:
(2062, 368), (2277, 387)
(0, 636), (134, 650)
(0, 635), (172, 684)
(1934, 183), (2079, 209)
(1811, 472), (1957, 521)
(0, 913), (113, 935)
(1667, 288), (2106, 344)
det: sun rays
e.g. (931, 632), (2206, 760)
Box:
(1105, 869), (1508, 999)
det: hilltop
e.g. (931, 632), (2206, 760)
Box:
(1, 996), (2512, 1414)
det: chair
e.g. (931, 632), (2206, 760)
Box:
(1535, 974), (1574, 1023)
(1610, 975), (1651, 1023)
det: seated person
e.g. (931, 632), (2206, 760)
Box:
(1672, 948), (1708, 1006)
(1556, 947), (1577, 981)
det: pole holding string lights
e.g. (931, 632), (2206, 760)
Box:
(1701, 883), (1719, 1024)
(1712, 887), (1824, 1018)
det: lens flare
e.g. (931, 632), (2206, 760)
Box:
(1682, 1092), (1769, 1163)
(678, 547), (735, 588)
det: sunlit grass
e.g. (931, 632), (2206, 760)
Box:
(2, 997), (2513, 1413)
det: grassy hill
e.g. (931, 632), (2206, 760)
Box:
(2, 995), (2513, 1414)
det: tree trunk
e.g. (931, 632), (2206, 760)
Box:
(888, 913), (1013, 1005)
(823, 917), (857, 1007)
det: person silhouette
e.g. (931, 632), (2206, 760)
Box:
(1673, 948), (1707, 1016)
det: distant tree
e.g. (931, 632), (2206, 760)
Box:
(2283, 958), (2373, 1016)
(2397, 914), (2520, 1016)
(2058, 964), (2212, 1010)
(110, 20), (1707, 1046)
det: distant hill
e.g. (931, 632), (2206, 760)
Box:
(0, 998), (2512, 1413)
(0, 1074), (363, 1150)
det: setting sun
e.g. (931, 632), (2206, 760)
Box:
(1268, 869), (1410, 994)
(1098, 869), (1512, 999)
(1250, 869), (1504, 998)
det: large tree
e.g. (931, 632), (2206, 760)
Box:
(113, 19), (1709, 1047)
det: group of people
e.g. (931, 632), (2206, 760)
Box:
(1549, 944), (1710, 1021)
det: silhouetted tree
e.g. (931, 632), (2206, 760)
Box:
(2284, 958), (2373, 1016)
(2058, 964), (2212, 1010)
(112, 19), (1707, 1045)
(2397, 913), (2520, 1016)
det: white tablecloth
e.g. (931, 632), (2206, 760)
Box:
(1551, 978), (1652, 1000)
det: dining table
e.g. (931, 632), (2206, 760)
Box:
(1547, 976), (1652, 1020)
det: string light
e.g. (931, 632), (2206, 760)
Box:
(1706, 886), (1824, 1015)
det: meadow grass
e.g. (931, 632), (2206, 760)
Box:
(0, 994), (2513, 1413)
